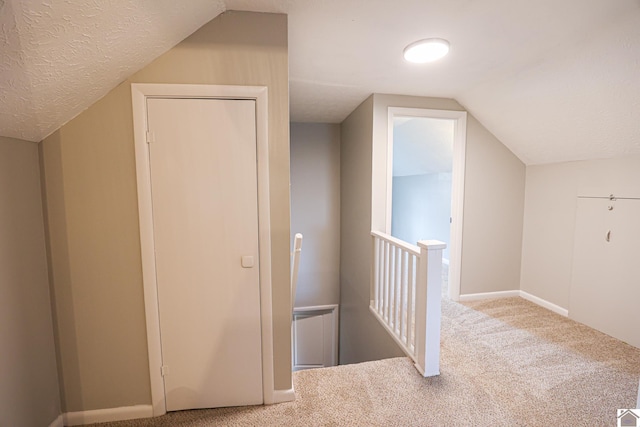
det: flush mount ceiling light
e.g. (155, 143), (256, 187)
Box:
(403, 38), (450, 63)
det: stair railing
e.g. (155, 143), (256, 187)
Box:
(370, 230), (445, 377)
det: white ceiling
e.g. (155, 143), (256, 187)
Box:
(2, 0), (639, 165)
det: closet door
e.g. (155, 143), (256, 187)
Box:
(147, 97), (263, 411)
(569, 198), (640, 348)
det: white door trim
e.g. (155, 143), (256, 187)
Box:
(386, 107), (466, 301)
(131, 83), (274, 416)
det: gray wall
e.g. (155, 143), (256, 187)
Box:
(461, 114), (526, 295)
(0, 137), (61, 427)
(372, 94), (525, 296)
(40, 11), (291, 412)
(290, 123), (341, 307)
(520, 155), (640, 309)
(340, 94), (526, 364)
(339, 96), (405, 364)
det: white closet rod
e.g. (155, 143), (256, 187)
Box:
(577, 195), (640, 200)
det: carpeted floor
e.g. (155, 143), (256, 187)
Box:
(91, 296), (640, 426)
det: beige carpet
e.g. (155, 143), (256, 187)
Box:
(91, 296), (640, 426)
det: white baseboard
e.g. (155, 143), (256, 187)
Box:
(62, 391), (294, 425)
(458, 290), (569, 318)
(458, 290), (520, 301)
(519, 291), (568, 317)
(63, 405), (153, 426)
(48, 414), (64, 427)
(270, 387), (295, 404)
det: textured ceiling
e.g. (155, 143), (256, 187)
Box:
(0, 0), (226, 142)
(2, 0), (639, 165)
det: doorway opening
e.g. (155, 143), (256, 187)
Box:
(386, 107), (466, 301)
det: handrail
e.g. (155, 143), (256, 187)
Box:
(291, 233), (303, 313)
(370, 230), (420, 256)
(369, 230), (445, 377)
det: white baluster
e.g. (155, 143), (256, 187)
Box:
(399, 250), (407, 344)
(389, 244), (395, 327)
(372, 236), (379, 312)
(383, 241), (390, 321)
(407, 254), (415, 352)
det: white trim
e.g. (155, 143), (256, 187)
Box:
(519, 291), (569, 317)
(370, 230), (420, 256)
(131, 83), (274, 412)
(385, 111), (395, 233)
(458, 290), (520, 301)
(385, 107), (466, 303)
(448, 109), (466, 303)
(293, 304), (339, 313)
(458, 290), (570, 318)
(48, 414), (64, 427)
(63, 405), (152, 426)
(292, 304), (339, 371)
(271, 387), (296, 404)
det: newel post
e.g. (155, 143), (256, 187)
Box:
(414, 240), (446, 377)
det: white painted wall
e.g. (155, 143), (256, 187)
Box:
(0, 137), (61, 427)
(290, 123), (341, 307)
(520, 155), (640, 309)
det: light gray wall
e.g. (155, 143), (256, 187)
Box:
(290, 123), (341, 307)
(461, 114), (526, 294)
(339, 93), (526, 365)
(372, 94), (525, 296)
(0, 137), (61, 427)
(41, 11), (291, 411)
(520, 155), (640, 309)
(339, 96), (405, 364)
(391, 173), (452, 259)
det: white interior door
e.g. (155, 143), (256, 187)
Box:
(147, 97), (263, 411)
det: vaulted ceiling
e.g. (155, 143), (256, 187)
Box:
(2, 0), (639, 164)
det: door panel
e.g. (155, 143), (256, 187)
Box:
(569, 198), (640, 348)
(147, 97), (263, 411)
(292, 306), (339, 371)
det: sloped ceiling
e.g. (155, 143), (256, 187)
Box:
(1, 0), (639, 165)
(0, 0), (227, 142)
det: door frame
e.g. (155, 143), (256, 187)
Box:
(131, 83), (274, 416)
(386, 107), (467, 301)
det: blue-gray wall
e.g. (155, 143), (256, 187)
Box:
(391, 172), (452, 259)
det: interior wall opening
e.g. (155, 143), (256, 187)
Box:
(385, 107), (466, 301)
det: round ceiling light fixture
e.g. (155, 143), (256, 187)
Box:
(403, 38), (450, 63)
